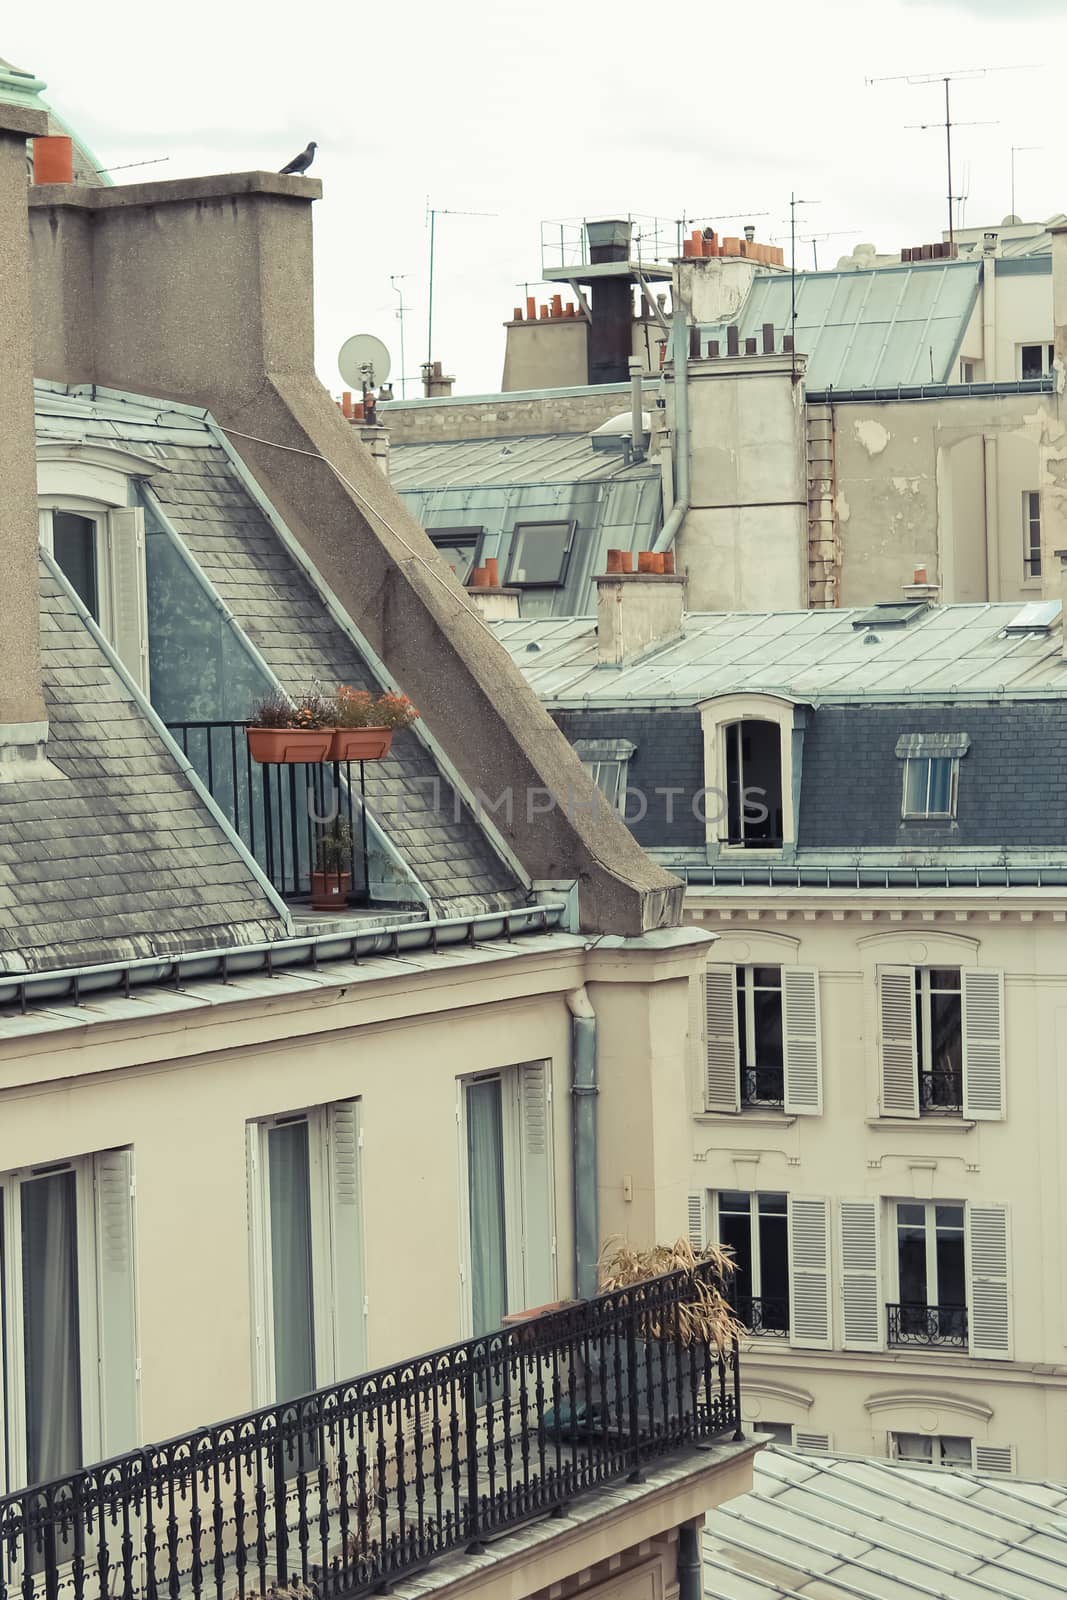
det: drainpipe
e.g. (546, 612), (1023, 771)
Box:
(677, 1523), (702, 1600)
(652, 307), (691, 553)
(628, 357), (646, 463)
(568, 986), (599, 1300)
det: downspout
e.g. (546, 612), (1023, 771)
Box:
(677, 1523), (702, 1600)
(568, 985), (599, 1300)
(652, 307), (691, 554)
(628, 357), (646, 463)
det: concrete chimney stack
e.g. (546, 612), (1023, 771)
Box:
(595, 559), (685, 666)
(0, 106), (53, 774)
(902, 564), (941, 603)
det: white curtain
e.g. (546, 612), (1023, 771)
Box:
(21, 1171), (82, 1483)
(466, 1080), (507, 1335)
(268, 1122), (316, 1401)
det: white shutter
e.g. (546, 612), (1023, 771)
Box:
(688, 1192), (707, 1252)
(93, 1149), (139, 1455)
(106, 507), (151, 695)
(245, 1122), (272, 1404)
(788, 1197), (832, 1349)
(327, 1101), (366, 1381)
(972, 1442), (1015, 1475)
(839, 1200), (882, 1350)
(689, 968), (706, 1082)
(878, 966), (918, 1117)
(962, 970), (1005, 1120)
(705, 964), (740, 1112)
(967, 1205), (1012, 1359)
(793, 1430), (833, 1453)
(783, 967), (822, 1115)
(518, 1062), (556, 1308)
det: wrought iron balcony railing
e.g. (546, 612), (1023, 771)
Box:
(886, 1301), (969, 1349)
(733, 1295), (790, 1337)
(919, 1068), (963, 1112)
(0, 1264), (741, 1600)
(740, 1066), (785, 1108)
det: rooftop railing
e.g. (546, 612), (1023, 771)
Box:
(0, 1264), (741, 1600)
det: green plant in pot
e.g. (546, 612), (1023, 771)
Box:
(311, 820), (354, 910)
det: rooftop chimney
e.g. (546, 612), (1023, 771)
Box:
(584, 218), (635, 386)
(0, 109), (58, 777)
(902, 564), (941, 603)
(466, 560), (521, 621)
(595, 556), (685, 666)
(421, 360), (454, 398)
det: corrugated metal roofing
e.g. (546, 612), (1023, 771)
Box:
(390, 432), (653, 489)
(701, 260), (982, 390)
(704, 1447), (1067, 1600)
(494, 603), (1067, 705)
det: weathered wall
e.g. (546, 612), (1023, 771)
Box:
(381, 384), (655, 444)
(502, 318), (589, 391)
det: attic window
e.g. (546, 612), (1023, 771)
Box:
(852, 601), (929, 630)
(573, 738), (635, 810)
(896, 734), (969, 821)
(506, 521), (575, 588)
(429, 528), (482, 583)
(725, 720), (783, 848)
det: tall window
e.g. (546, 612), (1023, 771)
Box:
(1018, 342), (1055, 380)
(464, 1063), (555, 1336)
(0, 1151), (138, 1493)
(724, 721), (783, 848)
(716, 1191), (789, 1335)
(40, 504), (151, 695)
(51, 512), (101, 620)
(247, 1102), (366, 1403)
(915, 968), (963, 1110)
(1023, 491), (1042, 579)
(890, 1201), (967, 1347)
(736, 966), (784, 1105)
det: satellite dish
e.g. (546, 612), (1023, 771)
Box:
(338, 333), (392, 389)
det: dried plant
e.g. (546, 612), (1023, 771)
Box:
(597, 1236), (743, 1353)
(335, 686), (419, 731)
(247, 688), (334, 730)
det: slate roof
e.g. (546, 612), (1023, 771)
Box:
(0, 565), (287, 974)
(704, 1446), (1067, 1599)
(35, 385), (527, 920)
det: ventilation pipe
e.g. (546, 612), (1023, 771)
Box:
(628, 356), (646, 463)
(677, 1525), (702, 1600)
(652, 307), (690, 554)
(568, 986), (599, 1299)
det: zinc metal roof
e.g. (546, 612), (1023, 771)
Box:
(494, 602), (1067, 705)
(390, 432), (654, 490)
(704, 1447), (1067, 1600)
(701, 260), (982, 390)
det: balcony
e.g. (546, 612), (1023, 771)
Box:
(919, 1068), (963, 1113)
(0, 1265), (741, 1600)
(740, 1066), (784, 1109)
(886, 1302), (969, 1350)
(733, 1296), (790, 1337)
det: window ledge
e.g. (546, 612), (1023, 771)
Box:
(865, 1116), (976, 1133)
(696, 1110), (798, 1127)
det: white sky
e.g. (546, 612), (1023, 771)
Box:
(5, 0), (1066, 396)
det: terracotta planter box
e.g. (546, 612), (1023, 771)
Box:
(310, 870), (352, 910)
(330, 727), (393, 762)
(247, 727), (335, 764)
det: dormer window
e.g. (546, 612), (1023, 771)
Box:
(51, 511), (100, 619)
(698, 693), (801, 857)
(896, 734), (969, 823)
(725, 720), (783, 847)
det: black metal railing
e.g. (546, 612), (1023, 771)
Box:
(886, 1302), (968, 1349)
(0, 1265), (741, 1600)
(919, 1068), (963, 1112)
(733, 1296), (790, 1337)
(167, 721), (372, 905)
(740, 1066), (785, 1107)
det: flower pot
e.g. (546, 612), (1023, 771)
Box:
(329, 727), (393, 762)
(310, 870), (352, 910)
(247, 727), (336, 764)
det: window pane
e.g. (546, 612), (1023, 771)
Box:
(936, 1219), (966, 1308)
(903, 758), (930, 815)
(21, 1170), (83, 1482)
(736, 972), (749, 1068)
(897, 1210), (927, 1306)
(940, 1436), (972, 1466)
(894, 1433), (933, 1462)
(52, 512), (100, 621)
(430, 532), (479, 583)
(928, 969), (961, 991)
(757, 1421), (793, 1444)
(897, 1202), (925, 1227)
(757, 1205), (789, 1312)
(508, 523), (571, 585)
(268, 1120), (316, 1401)
(719, 1206), (753, 1303)
(725, 724), (743, 843)
(718, 1191), (752, 1215)
(926, 759), (953, 814)
(466, 1078), (508, 1335)
(928, 989), (962, 1077)
(752, 987), (784, 1069)
(739, 722), (782, 845)
(752, 967), (782, 988)
(1021, 344), (1043, 379)
(935, 1204), (964, 1229)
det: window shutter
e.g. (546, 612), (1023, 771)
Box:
(793, 1430), (833, 1453)
(967, 1205), (1012, 1359)
(838, 1200), (882, 1350)
(688, 1192), (707, 1252)
(972, 1442), (1015, 1475)
(705, 964), (740, 1112)
(788, 1197), (832, 1349)
(962, 970), (1005, 1121)
(93, 1148), (139, 1455)
(106, 507), (151, 695)
(518, 1062), (556, 1309)
(327, 1101), (366, 1382)
(878, 966), (918, 1118)
(783, 967), (822, 1115)
(245, 1122), (272, 1404)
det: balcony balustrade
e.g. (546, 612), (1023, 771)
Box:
(886, 1301), (969, 1349)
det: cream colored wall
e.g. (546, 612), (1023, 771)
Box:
(684, 892), (1067, 1480)
(502, 320), (589, 392)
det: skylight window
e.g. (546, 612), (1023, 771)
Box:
(506, 521), (575, 588)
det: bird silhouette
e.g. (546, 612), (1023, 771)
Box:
(279, 141), (317, 175)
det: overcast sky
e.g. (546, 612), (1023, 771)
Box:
(6, 0), (1066, 395)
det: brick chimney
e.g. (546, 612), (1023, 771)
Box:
(0, 105), (54, 774)
(595, 558), (685, 666)
(902, 564), (941, 603)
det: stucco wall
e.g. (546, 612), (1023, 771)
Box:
(381, 386), (654, 445)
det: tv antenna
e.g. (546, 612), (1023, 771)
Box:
(390, 275), (409, 398)
(788, 193), (819, 368)
(867, 66), (1032, 249)
(425, 201), (496, 372)
(1010, 145), (1041, 221)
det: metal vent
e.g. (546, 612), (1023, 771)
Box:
(852, 601), (929, 630)
(1002, 599), (1061, 635)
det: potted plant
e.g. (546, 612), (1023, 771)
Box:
(310, 821), (353, 910)
(330, 686), (419, 762)
(246, 689), (335, 764)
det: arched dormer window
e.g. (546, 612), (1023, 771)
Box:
(698, 693), (803, 856)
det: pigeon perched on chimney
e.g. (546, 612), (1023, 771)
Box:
(279, 141), (317, 175)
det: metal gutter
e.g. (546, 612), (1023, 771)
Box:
(805, 377), (1054, 404)
(681, 862), (1067, 890)
(652, 311), (690, 554)
(39, 549), (296, 935)
(0, 903), (566, 1013)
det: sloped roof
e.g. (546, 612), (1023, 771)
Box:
(0, 57), (108, 184)
(701, 260), (982, 390)
(390, 432), (654, 490)
(704, 1446), (1067, 1599)
(0, 565), (286, 974)
(494, 602), (1067, 706)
